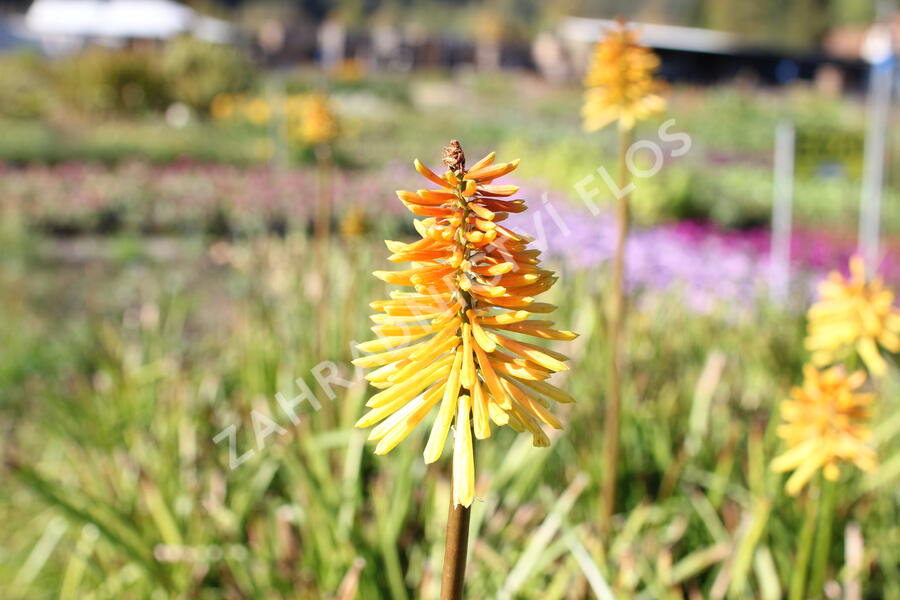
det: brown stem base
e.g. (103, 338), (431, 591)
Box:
(440, 499), (471, 600)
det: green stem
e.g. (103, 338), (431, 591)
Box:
(601, 125), (633, 531)
(314, 144), (333, 356)
(789, 483), (821, 600)
(809, 478), (837, 597)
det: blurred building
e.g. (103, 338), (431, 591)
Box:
(0, 17), (37, 51)
(556, 17), (868, 90)
(24, 0), (235, 55)
(825, 16), (900, 63)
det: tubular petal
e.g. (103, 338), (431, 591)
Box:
(452, 394), (475, 507)
(423, 348), (464, 463)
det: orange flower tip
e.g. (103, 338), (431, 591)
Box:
(468, 151), (496, 172)
(413, 159), (444, 183)
(372, 270), (393, 282)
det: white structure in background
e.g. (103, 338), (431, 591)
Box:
(560, 17), (741, 52)
(25, 0), (235, 55)
(558, 17), (742, 76)
(317, 18), (345, 71)
(859, 23), (895, 273)
(769, 120), (795, 302)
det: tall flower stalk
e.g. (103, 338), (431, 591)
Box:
(300, 93), (339, 246)
(582, 21), (665, 528)
(300, 93), (339, 354)
(353, 141), (576, 598)
(771, 256), (893, 599)
(773, 365), (876, 600)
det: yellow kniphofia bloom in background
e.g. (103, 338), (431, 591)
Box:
(771, 365), (876, 496)
(210, 93), (237, 121)
(806, 255), (900, 377)
(297, 93), (338, 146)
(582, 22), (666, 132)
(242, 97), (272, 126)
(353, 141), (577, 507)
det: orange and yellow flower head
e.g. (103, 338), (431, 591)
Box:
(298, 93), (338, 146)
(771, 365), (876, 496)
(354, 141), (577, 507)
(582, 22), (666, 132)
(806, 255), (900, 377)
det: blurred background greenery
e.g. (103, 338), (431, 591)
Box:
(1, 0), (900, 598)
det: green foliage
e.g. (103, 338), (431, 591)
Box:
(2, 51), (900, 600)
(0, 52), (54, 119)
(631, 166), (702, 224)
(0, 117), (261, 165)
(1, 231), (898, 598)
(55, 48), (170, 115)
(162, 37), (255, 112)
(0, 42), (255, 121)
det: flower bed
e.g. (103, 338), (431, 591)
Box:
(0, 160), (409, 236)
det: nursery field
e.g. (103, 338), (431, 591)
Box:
(1, 62), (900, 599)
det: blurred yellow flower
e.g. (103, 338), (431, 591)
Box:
(243, 97), (271, 125)
(284, 94), (307, 121)
(582, 22), (666, 131)
(210, 93), (237, 122)
(353, 141), (577, 507)
(335, 58), (365, 82)
(340, 206), (368, 238)
(298, 94), (338, 146)
(771, 365), (876, 495)
(806, 255), (900, 377)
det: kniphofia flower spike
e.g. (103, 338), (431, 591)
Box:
(354, 141), (577, 507)
(298, 93), (338, 145)
(771, 365), (876, 496)
(806, 255), (900, 377)
(582, 21), (666, 132)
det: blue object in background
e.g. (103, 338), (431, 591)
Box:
(775, 59), (800, 84)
